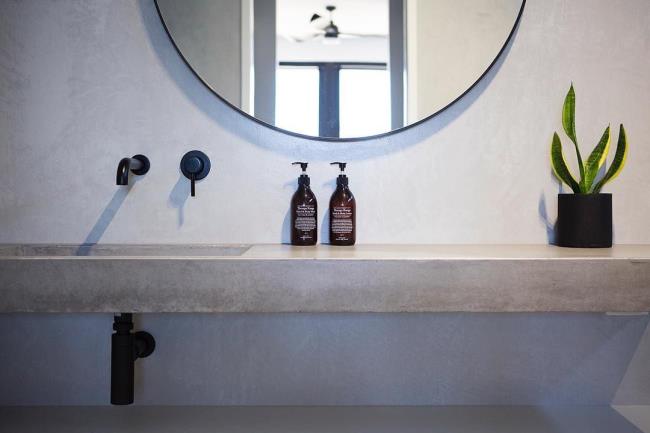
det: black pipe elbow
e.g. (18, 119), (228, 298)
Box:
(111, 314), (155, 405)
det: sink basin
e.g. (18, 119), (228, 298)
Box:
(0, 244), (251, 257)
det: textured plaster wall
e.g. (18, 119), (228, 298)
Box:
(1, 0), (649, 245)
(1, 0), (650, 406)
(155, 0), (242, 107)
(406, 0), (522, 120)
(0, 313), (648, 406)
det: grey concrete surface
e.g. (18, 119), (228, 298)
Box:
(615, 322), (650, 405)
(1, 244), (650, 313)
(0, 313), (647, 406)
(615, 406), (650, 433)
(0, 243), (251, 257)
(0, 406), (645, 433)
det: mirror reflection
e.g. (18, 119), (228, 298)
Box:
(156, 0), (524, 139)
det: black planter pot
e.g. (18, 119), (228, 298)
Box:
(556, 193), (612, 248)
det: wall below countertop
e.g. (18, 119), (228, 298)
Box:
(0, 0), (649, 245)
(1, 0), (650, 406)
(0, 313), (648, 406)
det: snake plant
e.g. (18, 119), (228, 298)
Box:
(551, 84), (628, 194)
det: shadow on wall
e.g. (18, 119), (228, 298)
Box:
(319, 178), (337, 244)
(137, 0), (520, 162)
(538, 191), (555, 245)
(538, 169), (564, 246)
(168, 175), (190, 228)
(77, 182), (137, 255)
(79, 166), (156, 253)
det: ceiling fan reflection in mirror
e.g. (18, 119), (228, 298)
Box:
(291, 5), (386, 43)
(154, 0), (526, 141)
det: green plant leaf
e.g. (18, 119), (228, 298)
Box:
(593, 124), (628, 193)
(551, 132), (581, 193)
(583, 126), (611, 192)
(562, 85), (577, 143)
(562, 84), (584, 181)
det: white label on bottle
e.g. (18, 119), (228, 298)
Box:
(295, 204), (316, 231)
(331, 206), (353, 234)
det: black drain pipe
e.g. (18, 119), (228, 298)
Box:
(111, 313), (155, 405)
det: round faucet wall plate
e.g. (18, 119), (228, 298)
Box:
(131, 154), (151, 176)
(180, 150), (211, 180)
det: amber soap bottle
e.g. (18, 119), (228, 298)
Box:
(329, 162), (356, 246)
(290, 162), (318, 246)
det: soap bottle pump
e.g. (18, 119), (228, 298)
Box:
(290, 162), (318, 246)
(329, 162), (356, 246)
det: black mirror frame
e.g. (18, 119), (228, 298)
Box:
(153, 0), (526, 143)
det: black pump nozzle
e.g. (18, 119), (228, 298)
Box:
(292, 162), (310, 186)
(292, 162), (309, 172)
(331, 162), (349, 187)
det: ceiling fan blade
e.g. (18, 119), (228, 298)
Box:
(280, 34), (297, 42)
(291, 31), (324, 43)
(309, 13), (322, 23)
(309, 16), (329, 30)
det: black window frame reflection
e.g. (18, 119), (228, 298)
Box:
(279, 61), (388, 138)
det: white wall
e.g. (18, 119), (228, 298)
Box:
(1, 0), (650, 406)
(1, 0), (649, 245)
(0, 313), (648, 406)
(406, 0), (522, 121)
(156, 0), (242, 107)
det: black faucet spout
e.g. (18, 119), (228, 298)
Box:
(116, 155), (150, 186)
(116, 158), (132, 185)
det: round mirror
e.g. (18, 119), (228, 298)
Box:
(155, 0), (525, 140)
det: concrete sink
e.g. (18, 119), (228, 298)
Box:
(0, 244), (251, 257)
(1, 244), (650, 313)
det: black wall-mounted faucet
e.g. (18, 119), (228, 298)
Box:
(116, 155), (150, 186)
(180, 150), (211, 197)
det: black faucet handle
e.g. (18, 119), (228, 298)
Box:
(180, 150), (211, 197)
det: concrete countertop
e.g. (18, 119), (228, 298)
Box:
(1, 244), (650, 313)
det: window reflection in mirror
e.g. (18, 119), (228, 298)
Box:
(274, 0), (393, 138)
(275, 67), (320, 136)
(155, 0), (524, 139)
